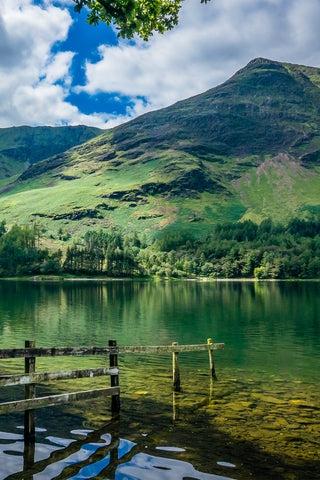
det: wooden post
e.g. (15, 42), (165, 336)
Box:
(172, 391), (180, 423)
(172, 342), (181, 392)
(207, 338), (217, 380)
(109, 340), (120, 414)
(24, 340), (36, 470)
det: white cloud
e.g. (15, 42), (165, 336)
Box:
(0, 0), (110, 128)
(43, 51), (74, 85)
(80, 0), (320, 118)
(2, 0), (320, 129)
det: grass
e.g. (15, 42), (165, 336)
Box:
(1, 58), (320, 243)
(0, 152), (319, 244)
(0, 125), (101, 183)
(236, 158), (320, 222)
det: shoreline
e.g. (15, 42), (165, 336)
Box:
(0, 275), (319, 283)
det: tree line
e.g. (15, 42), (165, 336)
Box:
(0, 218), (319, 279)
(0, 222), (61, 276)
(150, 218), (320, 279)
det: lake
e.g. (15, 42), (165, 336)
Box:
(0, 280), (319, 479)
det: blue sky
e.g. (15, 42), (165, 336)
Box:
(53, 6), (132, 117)
(0, 0), (320, 128)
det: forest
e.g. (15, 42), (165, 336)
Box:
(0, 218), (319, 279)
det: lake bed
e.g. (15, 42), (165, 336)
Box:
(0, 280), (319, 479)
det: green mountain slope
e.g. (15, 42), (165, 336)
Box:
(0, 58), (320, 242)
(0, 125), (102, 184)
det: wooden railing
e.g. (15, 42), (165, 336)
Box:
(0, 338), (224, 478)
(0, 338), (225, 415)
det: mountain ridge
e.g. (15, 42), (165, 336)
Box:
(0, 58), (320, 243)
(0, 125), (102, 184)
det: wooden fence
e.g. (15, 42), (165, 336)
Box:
(0, 338), (225, 416)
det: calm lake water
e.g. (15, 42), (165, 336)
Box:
(0, 280), (319, 479)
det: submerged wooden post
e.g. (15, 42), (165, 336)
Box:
(24, 340), (35, 469)
(109, 340), (120, 414)
(172, 391), (181, 423)
(172, 342), (181, 392)
(207, 338), (217, 381)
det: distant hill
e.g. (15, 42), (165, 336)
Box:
(0, 125), (101, 183)
(0, 58), (320, 242)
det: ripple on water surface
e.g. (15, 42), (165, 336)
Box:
(0, 428), (234, 480)
(0, 280), (319, 479)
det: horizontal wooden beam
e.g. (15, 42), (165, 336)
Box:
(0, 367), (119, 387)
(118, 343), (225, 354)
(0, 386), (120, 414)
(0, 346), (116, 359)
(0, 342), (224, 359)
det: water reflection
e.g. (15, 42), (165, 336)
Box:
(0, 411), (233, 480)
(0, 280), (319, 381)
(116, 454), (233, 480)
(0, 280), (319, 478)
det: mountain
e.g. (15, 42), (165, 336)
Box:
(0, 58), (320, 242)
(0, 125), (102, 184)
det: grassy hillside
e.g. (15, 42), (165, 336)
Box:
(0, 125), (101, 183)
(0, 58), (320, 244)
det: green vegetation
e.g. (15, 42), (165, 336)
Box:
(73, 0), (211, 40)
(142, 218), (320, 279)
(0, 125), (101, 183)
(0, 222), (61, 276)
(0, 58), (320, 243)
(64, 230), (143, 277)
(1, 218), (319, 279)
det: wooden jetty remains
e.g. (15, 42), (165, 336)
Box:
(0, 338), (224, 477)
(0, 338), (224, 416)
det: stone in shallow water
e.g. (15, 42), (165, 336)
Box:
(263, 418), (288, 430)
(251, 393), (285, 404)
(289, 399), (317, 408)
(134, 390), (149, 395)
(224, 401), (253, 411)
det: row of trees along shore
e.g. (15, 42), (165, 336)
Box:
(0, 218), (319, 279)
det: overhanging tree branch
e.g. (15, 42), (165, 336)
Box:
(72, 0), (211, 40)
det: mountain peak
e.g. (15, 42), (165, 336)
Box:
(0, 58), (319, 236)
(227, 57), (286, 84)
(246, 57), (278, 67)
(234, 57), (284, 77)
(242, 57), (320, 77)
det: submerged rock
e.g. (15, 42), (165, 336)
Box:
(251, 393), (285, 404)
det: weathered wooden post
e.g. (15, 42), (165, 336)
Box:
(172, 342), (181, 392)
(207, 338), (217, 380)
(172, 391), (181, 423)
(24, 340), (36, 469)
(109, 340), (120, 414)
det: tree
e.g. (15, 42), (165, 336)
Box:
(73, 0), (211, 40)
(0, 221), (6, 238)
(0, 224), (62, 276)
